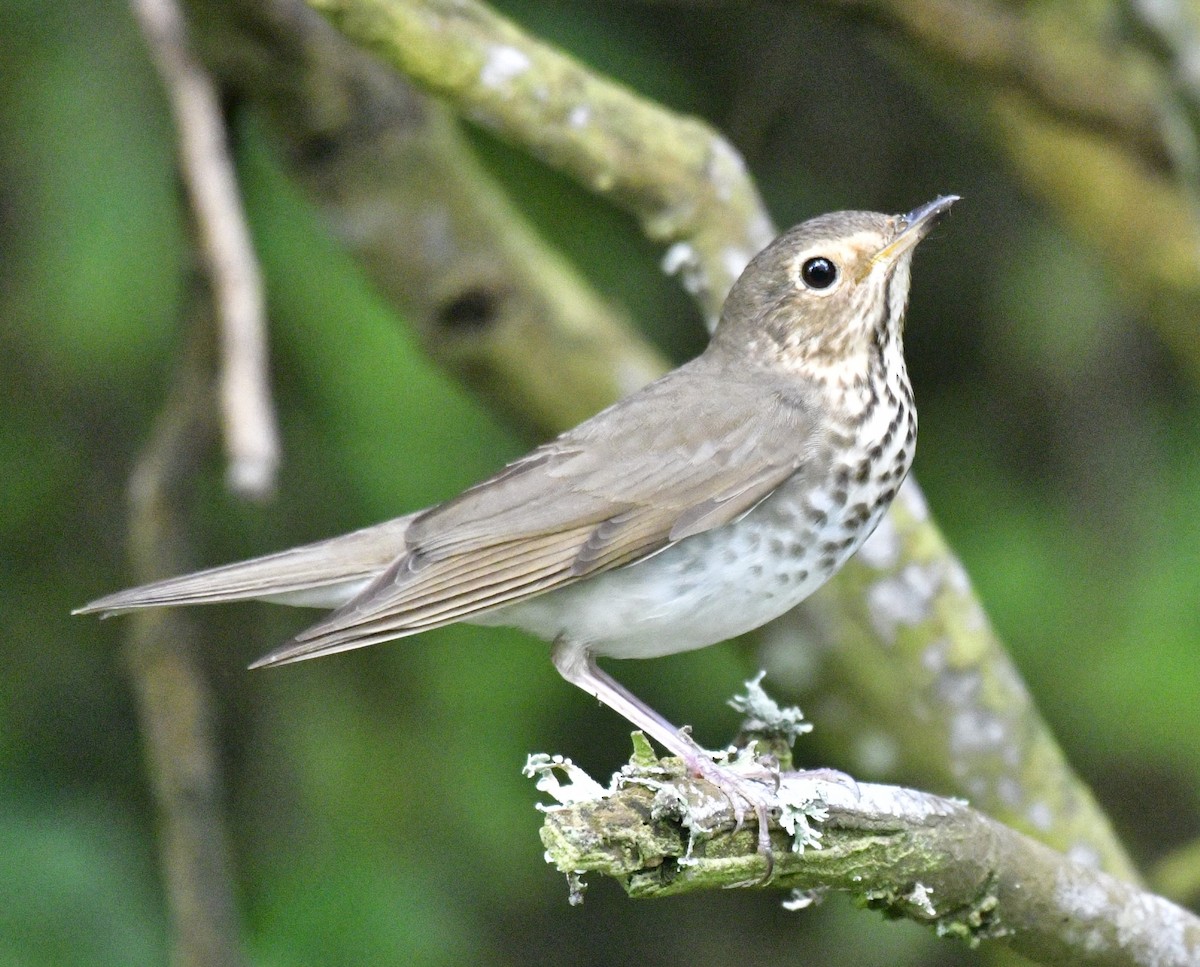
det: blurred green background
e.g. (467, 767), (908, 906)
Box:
(4, 0), (1199, 964)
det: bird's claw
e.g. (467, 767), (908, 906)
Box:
(678, 745), (780, 881)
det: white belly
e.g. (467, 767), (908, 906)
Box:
(477, 468), (894, 659)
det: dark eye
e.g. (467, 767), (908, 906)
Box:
(801, 257), (838, 290)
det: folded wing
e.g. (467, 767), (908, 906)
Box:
(254, 360), (825, 667)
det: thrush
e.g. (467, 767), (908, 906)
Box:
(78, 196), (957, 859)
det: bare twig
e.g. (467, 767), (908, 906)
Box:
(133, 0), (279, 496)
(122, 313), (246, 967)
(533, 755), (1200, 967)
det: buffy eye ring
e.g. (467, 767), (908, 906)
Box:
(800, 257), (838, 290)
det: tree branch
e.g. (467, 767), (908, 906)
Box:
(826, 0), (1173, 171)
(531, 753), (1200, 967)
(122, 304), (246, 967)
(191, 0), (667, 432)
(134, 0), (280, 496)
(304, 0), (775, 327)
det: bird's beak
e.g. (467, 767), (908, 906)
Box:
(867, 195), (960, 275)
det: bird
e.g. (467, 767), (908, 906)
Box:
(77, 196), (957, 858)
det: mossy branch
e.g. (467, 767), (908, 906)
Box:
(192, 0), (667, 432)
(532, 751), (1200, 967)
(304, 0), (775, 326)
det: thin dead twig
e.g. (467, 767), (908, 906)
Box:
(133, 0), (279, 497)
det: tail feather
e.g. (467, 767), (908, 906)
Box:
(73, 514), (417, 616)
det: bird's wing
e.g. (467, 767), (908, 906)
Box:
(254, 361), (827, 667)
(73, 515), (417, 615)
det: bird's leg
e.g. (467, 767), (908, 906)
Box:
(551, 638), (777, 864)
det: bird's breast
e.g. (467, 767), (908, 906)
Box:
(480, 376), (915, 660)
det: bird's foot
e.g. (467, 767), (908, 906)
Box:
(681, 745), (780, 876)
(617, 733), (783, 880)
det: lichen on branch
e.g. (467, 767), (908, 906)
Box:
(531, 748), (1200, 967)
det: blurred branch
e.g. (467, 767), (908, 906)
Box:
(133, 0), (279, 496)
(122, 303), (246, 967)
(825, 0), (1173, 171)
(533, 755), (1200, 967)
(823, 0), (1200, 377)
(302, 0), (1141, 881)
(1125, 0), (1200, 127)
(190, 0), (666, 431)
(304, 0), (776, 328)
(1122, 0), (1200, 222)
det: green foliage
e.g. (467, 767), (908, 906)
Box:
(0, 793), (166, 967)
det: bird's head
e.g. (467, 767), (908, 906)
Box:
(712, 196), (958, 373)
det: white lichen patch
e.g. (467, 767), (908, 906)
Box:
(748, 211), (776, 248)
(866, 561), (943, 644)
(1115, 890), (1191, 963)
(705, 136), (748, 201)
(1054, 867), (1111, 951)
(721, 245), (753, 283)
(994, 776), (1023, 809)
(523, 753), (608, 806)
(782, 887), (827, 911)
(661, 241), (699, 278)
(622, 770), (731, 861)
(895, 477), (930, 522)
(567, 104), (590, 128)
(1056, 868), (1108, 926)
(921, 637), (949, 675)
(727, 671), (812, 745)
(480, 45), (532, 89)
(907, 882), (937, 918)
(660, 241), (712, 315)
(936, 687), (1023, 785)
(943, 682), (1016, 777)
(777, 780), (828, 853)
(1026, 798), (1053, 831)
(945, 558), (972, 595)
(1066, 842), (1102, 870)
(564, 870), (588, 906)
(826, 780), (965, 820)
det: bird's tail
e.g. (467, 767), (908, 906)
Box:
(73, 514), (417, 616)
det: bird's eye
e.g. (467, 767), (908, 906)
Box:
(800, 257), (838, 290)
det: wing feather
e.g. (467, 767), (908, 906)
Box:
(74, 515), (416, 615)
(256, 361), (827, 667)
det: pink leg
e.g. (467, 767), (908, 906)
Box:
(552, 638), (776, 864)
